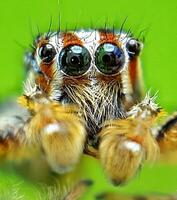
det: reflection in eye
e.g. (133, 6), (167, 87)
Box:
(126, 39), (141, 58)
(38, 43), (56, 63)
(95, 43), (125, 75)
(59, 45), (91, 76)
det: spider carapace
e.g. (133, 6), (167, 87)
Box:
(0, 29), (177, 186)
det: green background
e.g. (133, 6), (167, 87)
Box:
(0, 0), (177, 199)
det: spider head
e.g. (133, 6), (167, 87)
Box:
(24, 30), (143, 139)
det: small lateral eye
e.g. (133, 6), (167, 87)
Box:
(126, 39), (141, 58)
(95, 43), (125, 75)
(59, 45), (91, 76)
(38, 43), (56, 63)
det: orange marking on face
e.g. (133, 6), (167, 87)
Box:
(37, 38), (49, 48)
(99, 31), (120, 45)
(129, 57), (138, 89)
(40, 62), (55, 80)
(62, 32), (83, 47)
(35, 74), (50, 93)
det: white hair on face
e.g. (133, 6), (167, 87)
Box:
(23, 75), (40, 98)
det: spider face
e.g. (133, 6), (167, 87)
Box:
(28, 30), (143, 146)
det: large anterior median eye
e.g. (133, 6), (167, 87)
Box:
(95, 43), (125, 75)
(59, 45), (91, 76)
(38, 43), (56, 63)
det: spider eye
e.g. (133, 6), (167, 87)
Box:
(38, 43), (56, 63)
(59, 45), (91, 76)
(95, 43), (125, 75)
(126, 39), (141, 58)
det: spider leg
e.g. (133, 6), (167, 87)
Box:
(0, 100), (30, 159)
(63, 179), (93, 200)
(0, 93), (86, 175)
(95, 192), (177, 200)
(19, 95), (86, 174)
(155, 112), (177, 153)
(98, 93), (161, 185)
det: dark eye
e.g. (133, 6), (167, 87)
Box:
(95, 43), (125, 75)
(59, 45), (91, 76)
(126, 39), (141, 58)
(38, 43), (56, 63)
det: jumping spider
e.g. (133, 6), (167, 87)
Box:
(0, 29), (177, 190)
